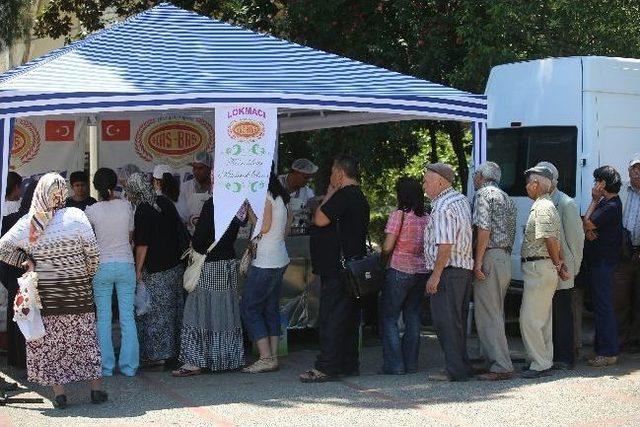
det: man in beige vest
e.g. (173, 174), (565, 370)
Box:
(520, 165), (570, 379)
(537, 162), (584, 369)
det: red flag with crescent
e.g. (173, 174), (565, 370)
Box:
(45, 120), (75, 142)
(101, 120), (131, 141)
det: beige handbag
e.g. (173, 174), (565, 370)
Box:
(182, 241), (216, 293)
(239, 235), (261, 277)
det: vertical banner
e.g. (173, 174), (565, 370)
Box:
(214, 105), (277, 241)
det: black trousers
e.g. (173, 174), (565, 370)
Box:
(0, 262), (26, 369)
(430, 267), (473, 380)
(552, 288), (575, 365)
(315, 274), (360, 376)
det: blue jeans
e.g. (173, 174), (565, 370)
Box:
(379, 268), (427, 374)
(587, 259), (620, 357)
(93, 262), (139, 376)
(241, 265), (287, 342)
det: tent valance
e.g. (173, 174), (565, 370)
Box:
(0, 3), (486, 122)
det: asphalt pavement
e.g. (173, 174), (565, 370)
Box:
(2, 332), (640, 426)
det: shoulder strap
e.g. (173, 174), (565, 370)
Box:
(205, 240), (217, 254)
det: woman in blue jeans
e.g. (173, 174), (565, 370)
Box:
(85, 168), (139, 376)
(379, 177), (429, 375)
(584, 165), (623, 367)
(241, 172), (291, 373)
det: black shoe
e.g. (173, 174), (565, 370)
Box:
(90, 390), (108, 404)
(53, 394), (67, 409)
(552, 362), (574, 371)
(341, 369), (360, 377)
(521, 369), (552, 379)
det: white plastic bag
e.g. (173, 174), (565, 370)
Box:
(13, 272), (46, 342)
(134, 281), (152, 316)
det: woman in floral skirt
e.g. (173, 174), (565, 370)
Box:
(0, 173), (107, 409)
(126, 173), (185, 370)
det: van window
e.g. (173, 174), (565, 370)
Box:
(487, 126), (577, 197)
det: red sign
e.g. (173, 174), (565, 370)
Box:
(101, 120), (131, 141)
(45, 120), (75, 142)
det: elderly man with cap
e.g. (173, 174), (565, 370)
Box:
(422, 163), (474, 382)
(614, 153), (640, 352)
(178, 151), (213, 234)
(536, 162), (584, 370)
(520, 165), (570, 379)
(471, 162), (517, 381)
(278, 158), (318, 231)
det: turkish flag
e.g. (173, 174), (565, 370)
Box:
(101, 120), (131, 141)
(45, 120), (75, 142)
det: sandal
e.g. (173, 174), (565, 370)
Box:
(53, 394), (67, 410)
(171, 367), (202, 377)
(299, 369), (337, 383)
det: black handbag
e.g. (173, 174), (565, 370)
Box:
(336, 221), (383, 299)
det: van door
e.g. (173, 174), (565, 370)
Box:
(486, 126), (578, 282)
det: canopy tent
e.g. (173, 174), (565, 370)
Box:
(0, 2), (487, 204)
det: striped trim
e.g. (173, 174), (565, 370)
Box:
(0, 3), (487, 123)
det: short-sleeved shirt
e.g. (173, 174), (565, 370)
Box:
(310, 185), (370, 275)
(85, 199), (134, 264)
(65, 196), (97, 211)
(385, 210), (429, 274)
(423, 187), (473, 271)
(585, 195), (623, 263)
(133, 196), (181, 273)
(473, 182), (517, 250)
(622, 185), (640, 246)
(521, 195), (561, 259)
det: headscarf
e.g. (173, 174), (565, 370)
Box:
(28, 173), (68, 243)
(125, 173), (160, 211)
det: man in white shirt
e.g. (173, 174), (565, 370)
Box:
(178, 151), (213, 235)
(278, 158), (318, 229)
(614, 153), (640, 351)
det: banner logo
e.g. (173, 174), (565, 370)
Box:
(45, 120), (75, 142)
(101, 120), (131, 141)
(11, 119), (41, 169)
(135, 116), (214, 166)
(228, 120), (265, 141)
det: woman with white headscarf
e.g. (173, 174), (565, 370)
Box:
(126, 173), (184, 370)
(0, 173), (106, 409)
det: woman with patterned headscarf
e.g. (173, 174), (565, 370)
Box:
(125, 173), (184, 370)
(0, 173), (106, 409)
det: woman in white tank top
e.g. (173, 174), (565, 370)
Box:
(241, 171), (291, 373)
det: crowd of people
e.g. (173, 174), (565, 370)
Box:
(0, 150), (638, 407)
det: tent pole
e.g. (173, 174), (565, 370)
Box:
(88, 116), (98, 199)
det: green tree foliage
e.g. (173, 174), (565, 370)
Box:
(0, 0), (32, 51)
(23, 0), (640, 230)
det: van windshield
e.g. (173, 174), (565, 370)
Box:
(487, 126), (577, 197)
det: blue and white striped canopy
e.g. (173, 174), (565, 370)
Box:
(0, 3), (486, 122)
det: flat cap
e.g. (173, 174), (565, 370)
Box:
(524, 165), (554, 182)
(425, 163), (456, 184)
(291, 158), (318, 175)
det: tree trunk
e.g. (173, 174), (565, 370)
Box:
(428, 125), (438, 163)
(446, 121), (469, 194)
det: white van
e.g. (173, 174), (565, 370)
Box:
(482, 56), (640, 282)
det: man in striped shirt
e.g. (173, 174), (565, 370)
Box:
(423, 163), (474, 381)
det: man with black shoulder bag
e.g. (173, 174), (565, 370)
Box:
(299, 155), (370, 383)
